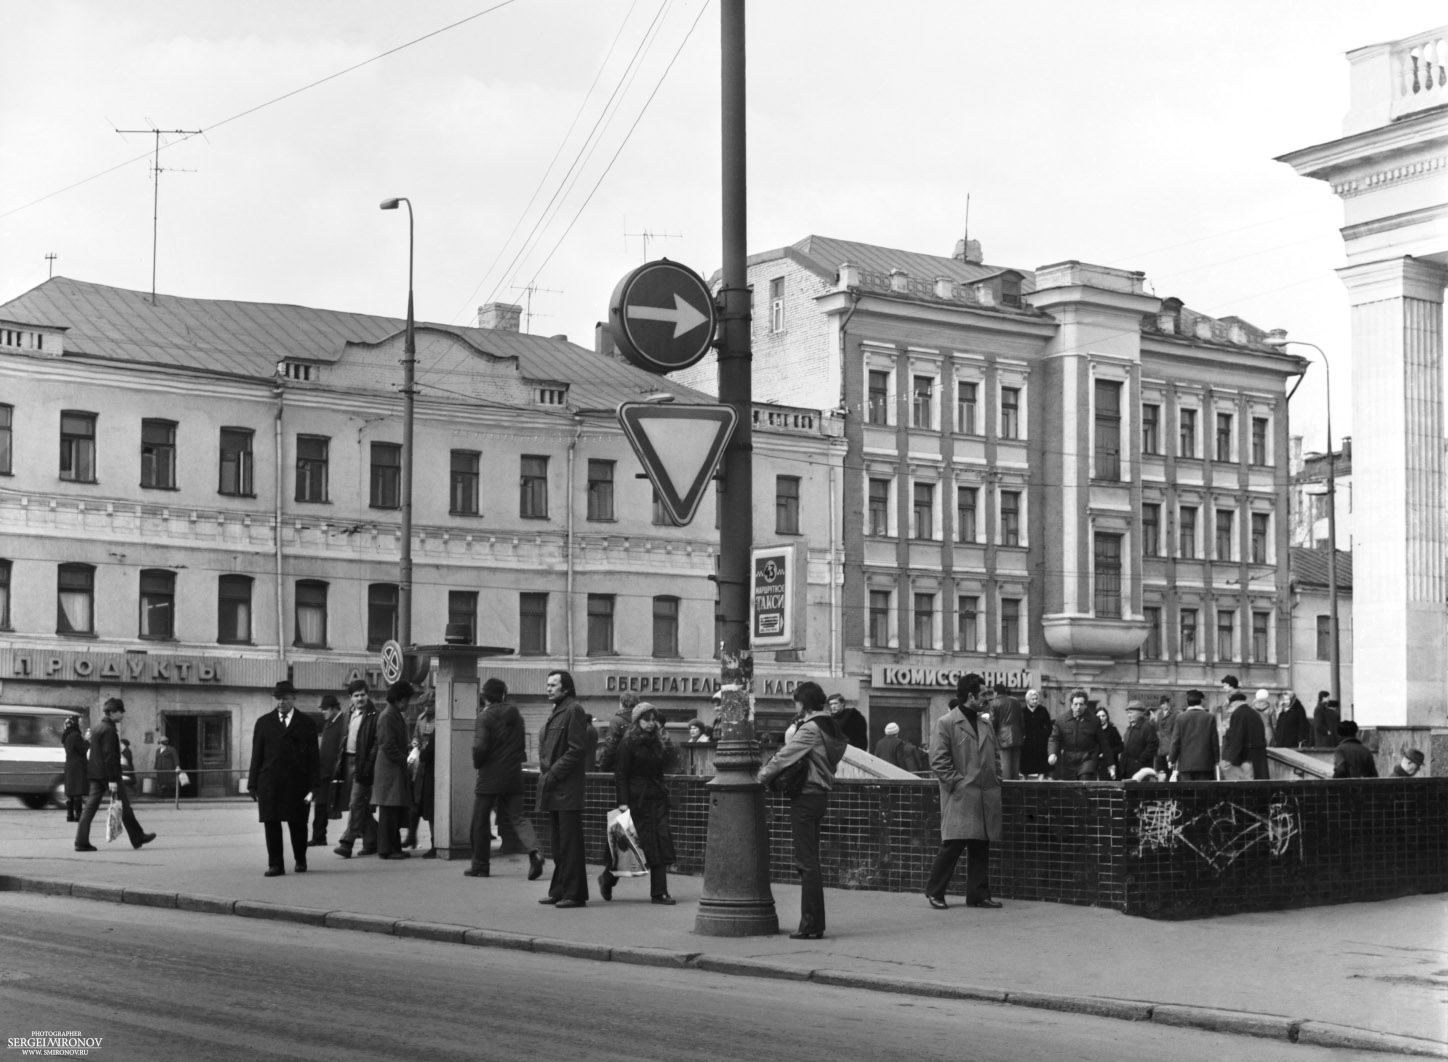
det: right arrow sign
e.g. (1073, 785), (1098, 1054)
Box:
(617, 401), (738, 526)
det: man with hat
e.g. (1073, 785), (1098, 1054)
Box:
(153, 734), (179, 800)
(873, 721), (905, 767)
(309, 693), (346, 847)
(373, 680), (415, 859)
(1393, 748), (1425, 777)
(75, 697), (156, 852)
(1332, 720), (1378, 778)
(248, 681), (320, 876)
(1117, 700), (1160, 780)
(1168, 690), (1220, 781)
(335, 679), (379, 858)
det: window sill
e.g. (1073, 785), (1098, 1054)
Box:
(369, 505), (401, 511)
(217, 640), (254, 647)
(57, 630), (98, 639)
(449, 510), (484, 518)
(140, 485), (180, 492)
(585, 517), (618, 524)
(58, 478), (98, 486)
(586, 650), (619, 657)
(219, 492), (258, 500)
(294, 498), (332, 505)
(520, 515), (550, 521)
(293, 644), (330, 651)
(775, 529), (802, 537)
(138, 636), (178, 643)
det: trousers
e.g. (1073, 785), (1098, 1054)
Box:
(925, 838), (992, 903)
(264, 813), (309, 868)
(790, 791), (829, 935)
(469, 791), (539, 871)
(75, 780), (146, 847)
(546, 810), (587, 902)
(337, 754), (377, 851)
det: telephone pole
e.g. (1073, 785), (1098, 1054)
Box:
(115, 126), (202, 302)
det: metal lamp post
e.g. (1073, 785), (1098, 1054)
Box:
(380, 197), (415, 649)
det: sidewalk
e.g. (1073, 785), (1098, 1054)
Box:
(2, 803), (1444, 1057)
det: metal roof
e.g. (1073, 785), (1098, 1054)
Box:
(784, 234), (1037, 291)
(1290, 547), (1353, 591)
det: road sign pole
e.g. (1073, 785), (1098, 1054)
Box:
(695, 0), (778, 937)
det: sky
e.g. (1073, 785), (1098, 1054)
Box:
(3, 1), (1444, 447)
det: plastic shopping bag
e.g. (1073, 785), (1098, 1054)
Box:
(177, 771), (190, 789)
(605, 807), (649, 878)
(105, 794), (123, 843)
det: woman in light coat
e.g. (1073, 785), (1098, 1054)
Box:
(924, 673), (1003, 910)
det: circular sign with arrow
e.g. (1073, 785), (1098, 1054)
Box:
(608, 259), (717, 373)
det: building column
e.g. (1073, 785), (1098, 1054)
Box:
(1339, 256), (1448, 726)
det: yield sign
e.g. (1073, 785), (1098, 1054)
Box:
(617, 401), (738, 526)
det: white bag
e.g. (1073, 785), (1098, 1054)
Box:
(105, 794), (123, 843)
(177, 771), (190, 788)
(605, 807), (649, 878)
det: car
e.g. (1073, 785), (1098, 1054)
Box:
(0, 706), (84, 809)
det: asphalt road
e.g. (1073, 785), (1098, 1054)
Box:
(0, 893), (1384, 1062)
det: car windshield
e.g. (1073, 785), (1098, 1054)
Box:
(0, 715), (70, 746)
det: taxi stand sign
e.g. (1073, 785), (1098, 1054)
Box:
(617, 401), (738, 526)
(751, 544), (797, 650)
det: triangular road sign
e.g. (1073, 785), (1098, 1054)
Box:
(617, 402), (738, 526)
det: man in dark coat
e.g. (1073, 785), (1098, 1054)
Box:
(990, 684), (1027, 780)
(335, 680), (378, 858)
(925, 673), (1003, 909)
(873, 722), (905, 767)
(1312, 694), (1342, 748)
(1392, 748), (1425, 777)
(75, 698), (155, 851)
(1169, 689), (1220, 780)
(1332, 720), (1378, 778)
(152, 736), (179, 800)
(1152, 696), (1180, 774)
(372, 681), (413, 860)
(1047, 689), (1112, 780)
(1222, 690), (1269, 780)
(465, 677), (544, 880)
(309, 695), (346, 846)
(1117, 700), (1160, 780)
(248, 681), (320, 876)
(827, 693), (868, 751)
(1273, 695), (1310, 750)
(62, 716), (88, 821)
(537, 669), (591, 907)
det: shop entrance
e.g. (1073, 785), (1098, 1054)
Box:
(866, 693), (930, 755)
(165, 713), (231, 797)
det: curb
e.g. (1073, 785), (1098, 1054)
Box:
(4, 874), (1444, 1059)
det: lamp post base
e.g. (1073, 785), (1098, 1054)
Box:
(693, 751), (777, 937)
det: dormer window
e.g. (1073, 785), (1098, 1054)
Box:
(280, 360), (316, 382)
(537, 387), (567, 406)
(999, 274), (1021, 307)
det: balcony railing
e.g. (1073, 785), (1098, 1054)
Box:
(1394, 29), (1447, 122)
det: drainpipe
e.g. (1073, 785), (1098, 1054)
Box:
(832, 292), (862, 676)
(273, 367), (286, 662)
(566, 415), (584, 670)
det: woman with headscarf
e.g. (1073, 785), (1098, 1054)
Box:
(62, 715), (88, 822)
(599, 702), (678, 904)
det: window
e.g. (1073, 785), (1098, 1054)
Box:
(1179, 505), (1198, 559)
(957, 381), (978, 434)
(59, 411), (96, 483)
(1216, 608), (1236, 661)
(139, 569), (175, 639)
(1000, 597), (1021, 654)
(912, 482), (934, 540)
(1142, 403), (1160, 455)
(537, 387), (566, 406)
(1094, 533), (1122, 617)
(0, 403), (11, 474)
(1251, 512), (1269, 564)
(1215, 509), (1234, 561)
(1094, 380), (1122, 481)
(1000, 387), (1021, 439)
(0, 559), (10, 628)
(450, 450), (480, 515)
(1215, 413), (1234, 463)
(867, 478), (891, 536)
(912, 376), (933, 429)
(956, 486), (978, 543)
(448, 590), (478, 645)
(1000, 490), (1021, 546)
(913, 593), (935, 650)
(218, 574), (252, 644)
(219, 428), (254, 496)
(140, 419), (176, 489)
(295, 435), (329, 502)
(1315, 615), (1331, 661)
(520, 593), (548, 655)
(587, 594), (615, 654)
(370, 442), (402, 509)
(1252, 610), (1270, 662)
(1180, 608), (1199, 660)
(520, 455), (548, 518)
(57, 563), (95, 635)
(775, 476), (800, 534)
(869, 590), (891, 648)
(1178, 408), (1197, 459)
(1142, 503), (1161, 558)
(586, 460), (615, 521)
(651, 489), (677, 526)
(1251, 417), (1269, 466)
(1142, 606), (1162, 659)
(294, 580), (328, 648)
(652, 596), (680, 657)
(366, 584), (398, 650)
(769, 277), (784, 332)
(957, 595), (979, 652)
(867, 370), (890, 426)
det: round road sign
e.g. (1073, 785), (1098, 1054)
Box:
(380, 639), (404, 685)
(608, 259), (717, 373)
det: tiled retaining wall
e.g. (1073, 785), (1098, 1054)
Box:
(508, 774), (1447, 920)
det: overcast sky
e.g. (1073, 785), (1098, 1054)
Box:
(3, 1), (1443, 445)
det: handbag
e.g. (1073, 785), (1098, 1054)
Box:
(605, 807), (649, 878)
(105, 794), (124, 843)
(177, 771), (190, 788)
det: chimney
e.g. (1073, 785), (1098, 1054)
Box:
(478, 302), (522, 332)
(934, 276), (956, 299)
(953, 238), (984, 264)
(596, 322), (620, 359)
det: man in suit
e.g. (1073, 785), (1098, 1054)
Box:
(372, 681), (414, 860)
(1117, 700), (1160, 780)
(924, 673), (1002, 910)
(989, 683), (1026, 780)
(309, 694), (346, 847)
(248, 681), (320, 876)
(1222, 690), (1269, 780)
(334, 679), (379, 858)
(75, 698), (156, 852)
(536, 669), (591, 908)
(1169, 689), (1220, 780)
(465, 677), (545, 880)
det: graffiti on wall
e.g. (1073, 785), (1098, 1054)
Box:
(1136, 795), (1302, 874)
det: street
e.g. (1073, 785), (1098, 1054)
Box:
(0, 893), (1385, 1062)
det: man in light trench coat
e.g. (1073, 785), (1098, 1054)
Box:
(924, 672), (1003, 910)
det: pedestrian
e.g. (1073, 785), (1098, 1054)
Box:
(247, 680), (320, 877)
(593, 691), (639, 891)
(464, 677), (545, 880)
(990, 683), (1026, 780)
(74, 698), (156, 852)
(600, 702), (678, 904)
(873, 722), (905, 767)
(756, 681), (847, 939)
(62, 715), (88, 822)
(1117, 700), (1160, 780)
(1273, 694), (1310, 750)
(1096, 705), (1123, 781)
(1252, 688), (1277, 747)
(309, 694), (345, 847)
(373, 680), (414, 860)
(1332, 720), (1378, 778)
(1019, 689), (1052, 777)
(924, 673), (1004, 910)
(152, 735), (179, 800)
(1392, 748), (1425, 777)
(1152, 696), (1179, 774)
(334, 680), (379, 859)
(827, 693), (868, 751)
(581, 713), (600, 772)
(119, 738), (137, 792)
(406, 696), (437, 857)
(1047, 689), (1112, 780)
(537, 669), (591, 908)
(1222, 690), (1268, 780)
(1169, 689), (1220, 780)
(1312, 693), (1342, 748)
(686, 720), (712, 744)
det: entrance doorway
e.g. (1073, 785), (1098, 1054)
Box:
(165, 713), (232, 797)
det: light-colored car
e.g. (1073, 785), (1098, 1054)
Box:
(0, 705), (84, 809)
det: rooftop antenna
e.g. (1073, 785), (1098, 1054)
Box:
(511, 282), (563, 334)
(963, 192), (971, 253)
(115, 125), (202, 303)
(624, 217), (682, 262)
(45, 253), (57, 279)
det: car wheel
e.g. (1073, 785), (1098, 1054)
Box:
(20, 793), (50, 810)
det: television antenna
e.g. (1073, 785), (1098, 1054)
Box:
(512, 282), (563, 334)
(115, 125), (202, 302)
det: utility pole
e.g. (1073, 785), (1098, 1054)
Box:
(115, 126), (202, 302)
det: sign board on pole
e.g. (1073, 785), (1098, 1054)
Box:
(617, 401), (737, 526)
(751, 545), (798, 650)
(380, 639), (404, 685)
(608, 259), (717, 374)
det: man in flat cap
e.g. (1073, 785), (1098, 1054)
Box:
(1332, 720), (1378, 778)
(248, 680), (320, 877)
(374, 680), (415, 859)
(1117, 700), (1160, 780)
(309, 693), (346, 847)
(335, 679), (379, 859)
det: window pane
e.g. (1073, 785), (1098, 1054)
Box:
(1000, 387), (1020, 439)
(1142, 403), (1160, 455)
(913, 483), (933, 540)
(296, 436), (329, 502)
(587, 594), (614, 654)
(913, 593), (934, 650)
(956, 487), (977, 542)
(1179, 506), (1197, 559)
(57, 564), (94, 634)
(218, 575), (252, 643)
(1093, 533), (1122, 617)
(60, 412), (96, 482)
(775, 476), (800, 534)
(520, 592), (548, 655)
(912, 376), (933, 429)
(1179, 409), (1196, 458)
(367, 584), (398, 649)
(868, 478), (890, 536)
(448, 591), (478, 645)
(957, 595), (978, 651)
(587, 460), (614, 521)
(1000, 597), (1020, 653)
(1142, 503), (1160, 557)
(1252, 417), (1268, 465)
(1000, 491), (1021, 546)
(370, 443), (401, 509)
(139, 569), (175, 639)
(1216, 509), (1234, 560)
(141, 420), (176, 489)
(652, 596), (679, 657)
(450, 450), (480, 515)
(1217, 609), (1235, 660)
(867, 371), (889, 426)
(0, 404), (11, 475)
(1142, 606), (1162, 659)
(1252, 610), (1270, 662)
(957, 382), (978, 434)
(1094, 380), (1121, 480)
(869, 590), (890, 647)
(295, 581), (327, 647)
(521, 456), (548, 518)
(1180, 609), (1198, 659)
(219, 428), (254, 495)
(1216, 413), (1233, 462)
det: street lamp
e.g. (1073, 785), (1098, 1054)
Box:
(1266, 332), (1341, 714)
(380, 197), (415, 648)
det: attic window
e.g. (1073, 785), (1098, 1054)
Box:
(537, 387), (567, 406)
(1, 329), (42, 351)
(281, 361), (315, 382)
(999, 275), (1022, 307)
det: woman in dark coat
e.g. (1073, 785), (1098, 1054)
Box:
(1019, 691), (1053, 777)
(599, 702), (677, 904)
(62, 716), (89, 821)
(1096, 707), (1124, 780)
(406, 700), (436, 856)
(1273, 696), (1310, 749)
